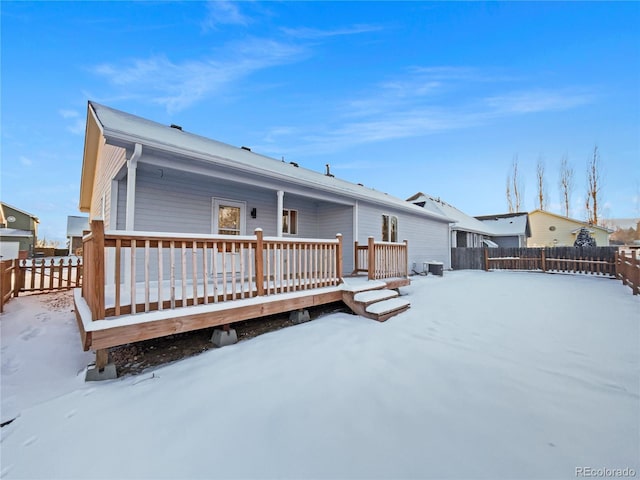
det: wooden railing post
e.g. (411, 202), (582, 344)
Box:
(91, 220), (105, 321)
(403, 240), (409, 277)
(13, 258), (20, 297)
(541, 249), (546, 273)
(335, 234), (343, 281)
(367, 236), (375, 280)
(353, 241), (359, 273)
(484, 248), (489, 271)
(254, 228), (265, 296)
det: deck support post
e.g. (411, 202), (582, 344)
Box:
(86, 348), (117, 381)
(336, 234), (343, 281)
(90, 220), (106, 321)
(367, 236), (375, 280)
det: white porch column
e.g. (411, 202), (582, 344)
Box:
(276, 190), (284, 237)
(125, 143), (142, 231)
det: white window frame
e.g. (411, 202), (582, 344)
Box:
(382, 214), (398, 242)
(212, 198), (246, 236)
(282, 208), (298, 235)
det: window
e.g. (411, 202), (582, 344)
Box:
(283, 209), (298, 235)
(218, 205), (242, 235)
(213, 198), (246, 236)
(382, 214), (398, 242)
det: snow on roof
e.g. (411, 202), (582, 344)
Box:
(66, 216), (89, 237)
(475, 213), (530, 236)
(407, 192), (494, 235)
(89, 102), (452, 223)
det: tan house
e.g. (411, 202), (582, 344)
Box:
(528, 209), (612, 247)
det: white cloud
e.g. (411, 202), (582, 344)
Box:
(270, 67), (597, 155)
(67, 119), (86, 135)
(201, 0), (250, 30)
(92, 39), (304, 113)
(484, 89), (594, 114)
(281, 24), (384, 39)
(58, 109), (79, 119)
(19, 156), (33, 166)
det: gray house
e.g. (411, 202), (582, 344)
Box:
(79, 102), (453, 275)
(66, 215), (90, 254)
(0, 202), (39, 259)
(407, 192), (497, 248)
(475, 212), (531, 247)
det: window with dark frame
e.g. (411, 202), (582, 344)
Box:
(382, 214), (398, 242)
(283, 209), (298, 235)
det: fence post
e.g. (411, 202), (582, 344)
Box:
(335, 234), (343, 281)
(91, 220), (105, 321)
(484, 248), (489, 271)
(367, 236), (375, 280)
(254, 228), (265, 296)
(541, 249), (546, 273)
(633, 253), (639, 295)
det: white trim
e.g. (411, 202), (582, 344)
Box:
(125, 143), (142, 230)
(276, 190), (284, 237)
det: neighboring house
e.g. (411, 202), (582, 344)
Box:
(407, 192), (497, 248)
(79, 102), (453, 274)
(527, 209), (612, 247)
(66, 215), (90, 254)
(475, 212), (531, 248)
(0, 202), (39, 259)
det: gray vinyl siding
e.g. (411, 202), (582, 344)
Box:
(357, 202), (451, 270)
(492, 236), (519, 248)
(317, 204), (354, 273)
(92, 144), (127, 228)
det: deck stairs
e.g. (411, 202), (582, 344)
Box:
(341, 280), (410, 321)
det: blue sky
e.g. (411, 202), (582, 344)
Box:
(2, 1), (639, 244)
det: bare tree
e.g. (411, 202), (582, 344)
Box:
(511, 155), (523, 212)
(506, 174), (514, 213)
(536, 156), (547, 210)
(586, 145), (603, 225)
(559, 154), (573, 217)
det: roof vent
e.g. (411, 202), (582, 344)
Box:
(325, 164), (334, 177)
(241, 146), (251, 151)
(289, 162), (299, 167)
(170, 124), (182, 131)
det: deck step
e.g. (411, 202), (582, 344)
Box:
(365, 297), (411, 316)
(353, 289), (398, 306)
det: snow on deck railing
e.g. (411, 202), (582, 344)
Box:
(353, 237), (409, 280)
(82, 220), (344, 320)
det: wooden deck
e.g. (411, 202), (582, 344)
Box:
(75, 221), (410, 368)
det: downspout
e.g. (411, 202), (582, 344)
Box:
(125, 143), (142, 231)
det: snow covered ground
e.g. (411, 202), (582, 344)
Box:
(1, 271), (638, 479)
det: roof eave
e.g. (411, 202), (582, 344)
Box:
(79, 103), (105, 213)
(100, 127), (453, 223)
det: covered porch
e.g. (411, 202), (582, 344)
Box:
(74, 221), (410, 370)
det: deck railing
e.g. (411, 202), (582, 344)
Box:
(353, 237), (409, 280)
(616, 249), (640, 295)
(82, 220), (343, 320)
